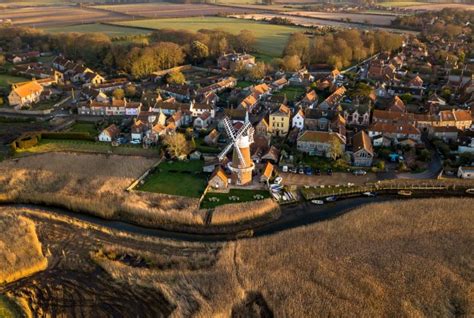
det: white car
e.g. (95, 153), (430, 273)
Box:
(130, 139), (141, 145)
(274, 176), (283, 185)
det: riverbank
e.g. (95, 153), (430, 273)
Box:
(1, 197), (472, 316)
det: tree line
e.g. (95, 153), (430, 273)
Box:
(281, 29), (404, 70)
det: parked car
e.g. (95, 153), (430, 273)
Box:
(304, 167), (313, 175)
(290, 167), (297, 174)
(326, 168), (333, 176)
(130, 139), (141, 145)
(298, 167), (305, 174)
(282, 166), (288, 173)
(274, 176), (283, 185)
(315, 169), (321, 176)
(353, 170), (367, 176)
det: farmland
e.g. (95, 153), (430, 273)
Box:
(286, 10), (397, 26)
(94, 3), (261, 19)
(114, 16), (308, 56)
(379, 2), (474, 10)
(0, 5), (128, 27)
(43, 23), (151, 36)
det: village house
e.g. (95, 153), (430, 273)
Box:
(289, 69), (314, 86)
(296, 130), (346, 157)
(98, 124), (120, 142)
(260, 162), (274, 183)
(255, 117), (270, 137)
(269, 104), (291, 137)
(193, 112), (212, 129)
(190, 101), (215, 118)
(292, 108), (305, 130)
(238, 94), (258, 111)
(217, 53), (255, 71)
(439, 109), (472, 130)
(161, 85), (194, 102)
(431, 126), (458, 142)
(319, 86), (346, 111)
(387, 96), (407, 112)
(10, 51), (40, 64)
(204, 129), (220, 145)
(299, 90), (318, 109)
(351, 130), (374, 167)
(262, 94), (287, 111)
(368, 122), (421, 143)
(8, 80), (44, 108)
(131, 119), (147, 142)
(208, 166), (229, 189)
(92, 78), (130, 92)
(342, 102), (371, 127)
(271, 77), (288, 90)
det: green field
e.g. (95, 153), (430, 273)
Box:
(201, 189), (270, 209)
(69, 122), (99, 137)
(138, 160), (208, 198)
(275, 85), (306, 102)
(42, 23), (152, 37)
(0, 74), (29, 89)
(16, 139), (160, 157)
(114, 17), (307, 57)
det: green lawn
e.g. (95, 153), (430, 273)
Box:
(42, 23), (152, 37)
(236, 80), (254, 88)
(201, 189), (270, 209)
(69, 122), (99, 137)
(138, 160), (208, 198)
(0, 295), (23, 318)
(0, 74), (29, 89)
(16, 139), (160, 157)
(274, 85), (306, 102)
(193, 138), (220, 154)
(114, 17), (308, 57)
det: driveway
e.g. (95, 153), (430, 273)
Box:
(281, 172), (378, 186)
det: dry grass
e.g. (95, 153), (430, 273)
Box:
(211, 198), (280, 225)
(0, 214), (47, 284)
(0, 153), (278, 229)
(88, 198), (474, 317)
(0, 153), (205, 227)
(235, 198), (474, 317)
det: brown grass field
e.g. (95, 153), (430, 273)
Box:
(2, 197), (471, 316)
(0, 6), (128, 27)
(0, 153), (278, 229)
(287, 10), (396, 25)
(0, 214), (47, 284)
(94, 3), (259, 19)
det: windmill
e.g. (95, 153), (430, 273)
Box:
(218, 116), (255, 185)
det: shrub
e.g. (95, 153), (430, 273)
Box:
(41, 132), (95, 141)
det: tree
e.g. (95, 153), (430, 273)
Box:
(248, 62), (266, 81)
(153, 42), (185, 70)
(328, 136), (343, 160)
(400, 93), (413, 104)
(0, 54), (5, 66)
(190, 40), (209, 62)
(235, 30), (256, 52)
(283, 32), (310, 64)
(166, 71), (186, 85)
(282, 55), (301, 72)
(113, 88), (125, 100)
(125, 84), (137, 98)
(163, 133), (191, 159)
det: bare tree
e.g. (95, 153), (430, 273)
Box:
(163, 133), (191, 159)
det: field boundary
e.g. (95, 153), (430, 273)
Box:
(126, 156), (164, 192)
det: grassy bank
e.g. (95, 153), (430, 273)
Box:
(202, 189), (270, 209)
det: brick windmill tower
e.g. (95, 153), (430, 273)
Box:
(218, 116), (255, 185)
